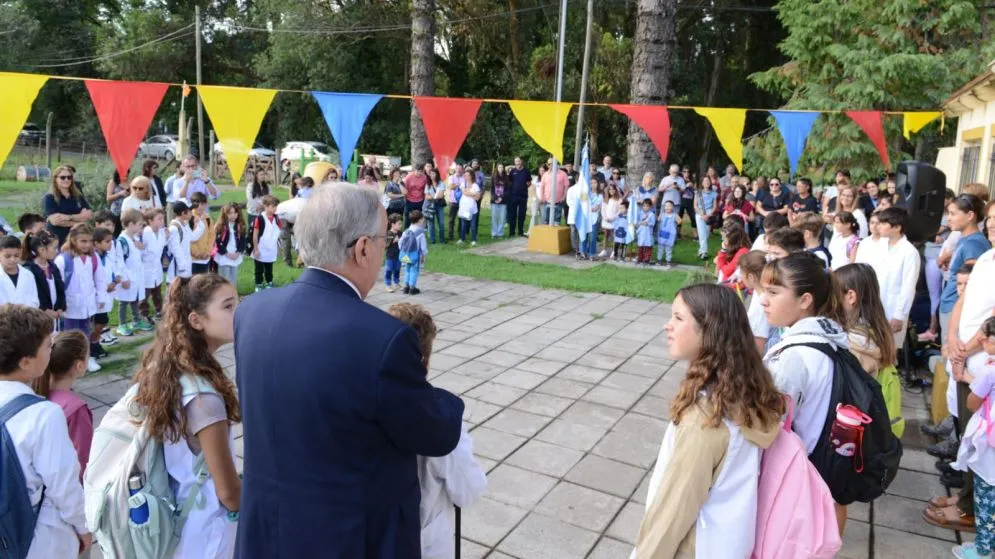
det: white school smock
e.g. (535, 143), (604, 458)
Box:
(0, 265), (39, 307)
(854, 236), (886, 281)
(163, 375), (237, 558)
(0, 381), (87, 559)
(114, 234), (146, 303)
(255, 214), (280, 264)
(93, 253), (111, 314)
(946, 249), (995, 416)
(141, 226), (167, 289)
(418, 427), (487, 559)
(167, 219), (205, 283)
(876, 235), (920, 344)
(214, 224), (243, 268)
(54, 253), (98, 320)
(828, 232), (857, 271)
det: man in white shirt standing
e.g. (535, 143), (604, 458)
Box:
(874, 207), (921, 349)
(174, 154), (219, 206)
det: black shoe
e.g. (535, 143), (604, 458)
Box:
(927, 438), (959, 460)
(921, 416), (956, 438)
(410, 287), (421, 295)
(936, 460), (955, 474)
(941, 470), (965, 488)
(403, 286), (411, 294)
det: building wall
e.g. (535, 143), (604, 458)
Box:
(940, 101), (995, 196)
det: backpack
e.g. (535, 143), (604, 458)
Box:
(84, 376), (214, 559)
(62, 253), (98, 287)
(876, 364), (905, 439)
(245, 215), (280, 255)
(399, 229), (424, 254)
(788, 342), (902, 505)
(117, 236), (131, 262)
(0, 394), (47, 559)
(163, 221), (185, 271)
(752, 399), (841, 559)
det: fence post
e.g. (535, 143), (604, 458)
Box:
(45, 112), (53, 170)
(81, 142), (86, 160)
(56, 138), (61, 162)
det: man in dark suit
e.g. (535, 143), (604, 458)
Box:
(234, 182), (464, 558)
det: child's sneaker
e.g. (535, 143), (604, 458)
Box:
(100, 331), (118, 345)
(386, 285), (397, 293)
(953, 542), (992, 559)
(116, 323), (134, 337)
(471, 241), (477, 247)
(254, 284), (263, 293)
(403, 285), (411, 294)
(410, 287), (421, 295)
(265, 282), (274, 289)
(87, 357), (102, 373)
(133, 319), (154, 332)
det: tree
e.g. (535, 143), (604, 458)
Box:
(626, 0), (676, 178)
(410, 0), (436, 167)
(748, 0), (995, 183)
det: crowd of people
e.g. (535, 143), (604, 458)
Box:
(3, 145), (995, 558)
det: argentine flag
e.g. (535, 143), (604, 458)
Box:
(576, 142), (591, 245)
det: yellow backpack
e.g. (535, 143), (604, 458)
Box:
(877, 365), (905, 439)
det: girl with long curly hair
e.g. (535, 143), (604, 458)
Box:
(132, 274), (241, 557)
(633, 283), (784, 559)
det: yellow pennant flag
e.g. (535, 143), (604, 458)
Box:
(903, 111), (942, 140)
(507, 101), (573, 163)
(694, 108), (747, 172)
(197, 85), (277, 185)
(0, 73), (49, 171)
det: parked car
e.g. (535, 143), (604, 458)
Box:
(138, 135), (180, 160)
(280, 141), (335, 163)
(214, 141), (276, 161)
(18, 123), (45, 146)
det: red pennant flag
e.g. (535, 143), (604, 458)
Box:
(609, 104), (671, 162)
(845, 110), (890, 171)
(86, 80), (169, 180)
(413, 97), (483, 181)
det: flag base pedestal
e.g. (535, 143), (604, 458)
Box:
(527, 225), (571, 255)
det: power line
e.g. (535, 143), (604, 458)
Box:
(17, 24), (195, 69)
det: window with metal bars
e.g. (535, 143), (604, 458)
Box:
(960, 144), (981, 189)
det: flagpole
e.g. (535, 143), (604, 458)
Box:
(548, 0), (569, 226)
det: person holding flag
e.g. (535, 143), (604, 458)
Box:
(573, 143), (593, 260)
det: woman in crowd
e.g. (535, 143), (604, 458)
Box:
(693, 176), (719, 260)
(490, 164), (509, 238)
(723, 184), (754, 230)
(43, 165), (93, 246)
(634, 283), (783, 558)
(105, 170), (129, 217)
(860, 180), (882, 215)
(245, 168), (270, 217)
(755, 176), (790, 235)
(141, 159), (166, 208)
(424, 168), (447, 243)
(824, 185), (869, 239)
(384, 167), (406, 216)
(120, 176), (157, 214)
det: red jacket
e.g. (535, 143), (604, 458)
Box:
(715, 246), (749, 281)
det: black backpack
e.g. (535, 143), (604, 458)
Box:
(788, 342), (902, 505)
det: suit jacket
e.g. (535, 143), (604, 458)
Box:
(234, 268), (464, 558)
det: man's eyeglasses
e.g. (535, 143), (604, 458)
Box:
(346, 234), (386, 248)
(57, 175), (73, 181)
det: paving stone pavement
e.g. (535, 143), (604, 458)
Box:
(77, 272), (960, 558)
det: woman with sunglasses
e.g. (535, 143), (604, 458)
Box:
(121, 176), (157, 214)
(42, 165), (93, 246)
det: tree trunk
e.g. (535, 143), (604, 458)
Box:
(409, 0), (435, 166)
(626, 0), (676, 179)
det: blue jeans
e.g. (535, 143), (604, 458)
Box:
(403, 255), (421, 287)
(471, 211), (479, 241)
(695, 215), (711, 255)
(583, 228), (599, 256)
(491, 204), (507, 238)
(459, 218), (472, 242)
(428, 205), (446, 243)
(384, 257), (401, 285)
(403, 200), (422, 228)
(542, 204), (563, 225)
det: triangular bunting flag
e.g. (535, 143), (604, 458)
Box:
(414, 97), (482, 181)
(507, 101), (572, 163)
(0, 73), (48, 172)
(610, 105), (671, 162)
(694, 108), (746, 171)
(770, 111), (820, 178)
(197, 85), (277, 184)
(846, 111), (890, 171)
(86, 80), (169, 180)
(311, 92), (383, 171)
(903, 111), (942, 140)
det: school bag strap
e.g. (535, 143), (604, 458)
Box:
(0, 393), (47, 558)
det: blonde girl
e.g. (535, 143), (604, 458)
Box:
(600, 182), (621, 258)
(54, 223), (98, 337)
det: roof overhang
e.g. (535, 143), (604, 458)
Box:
(944, 61), (995, 117)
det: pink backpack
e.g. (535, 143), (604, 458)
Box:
(752, 400), (842, 559)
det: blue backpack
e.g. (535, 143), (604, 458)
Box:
(61, 253), (98, 287)
(0, 394), (47, 558)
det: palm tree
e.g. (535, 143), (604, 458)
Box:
(409, 0), (435, 166)
(626, 0), (676, 179)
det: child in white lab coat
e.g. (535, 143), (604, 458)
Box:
(140, 208), (167, 322)
(0, 236), (39, 307)
(387, 302), (487, 559)
(91, 227), (117, 356)
(251, 195), (282, 292)
(167, 201), (205, 284)
(0, 304), (92, 558)
(54, 224), (98, 339)
(113, 209), (149, 337)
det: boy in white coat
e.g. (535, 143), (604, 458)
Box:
(166, 201), (205, 284)
(387, 303), (487, 559)
(0, 236), (39, 307)
(113, 209), (149, 337)
(140, 208), (167, 322)
(0, 305), (92, 558)
(873, 207), (921, 349)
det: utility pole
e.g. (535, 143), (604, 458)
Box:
(549, 0), (569, 226)
(195, 5), (205, 161)
(572, 0), (594, 169)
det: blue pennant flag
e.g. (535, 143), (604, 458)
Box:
(576, 142), (591, 245)
(770, 111), (820, 178)
(311, 92), (383, 170)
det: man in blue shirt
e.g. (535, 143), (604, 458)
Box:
(507, 156), (531, 237)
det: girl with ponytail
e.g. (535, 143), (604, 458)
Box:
(132, 274), (242, 557)
(32, 330), (93, 479)
(761, 251), (851, 533)
(23, 229), (67, 320)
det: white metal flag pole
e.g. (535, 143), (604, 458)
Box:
(548, 0), (569, 226)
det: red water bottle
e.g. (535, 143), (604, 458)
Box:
(829, 404), (872, 472)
